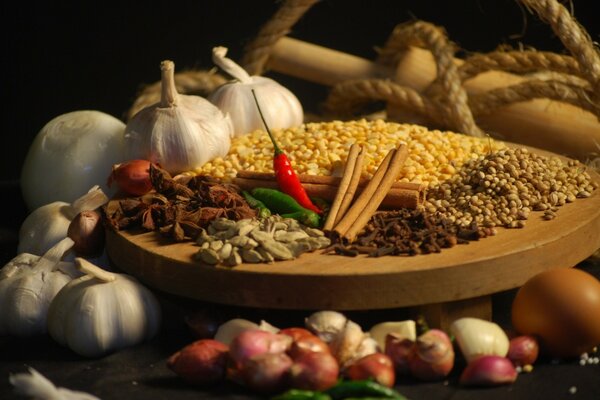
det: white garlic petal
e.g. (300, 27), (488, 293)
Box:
(21, 110), (125, 211)
(368, 320), (417, 350)
(305, 310), (348, 343)
(214, 318), (261, 345)
(450, 317), (510, 362)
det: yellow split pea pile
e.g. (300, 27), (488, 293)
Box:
(197, 119), (597, 230)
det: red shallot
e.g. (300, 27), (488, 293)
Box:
(107, 159), (154, 196)
(459, 355), (518, 386)
(239, 352), (293, 394)
(507, 335), (539, 366)
(408, 329), (454, 381)
(345, 352), (395, 388)
(167, 339), (229, 385)
(385, 332), (414, 376)
(229, 329), (292, 367)
(67, 210), (105, 257)
(289, 351), (339, 391)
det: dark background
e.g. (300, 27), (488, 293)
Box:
(2, 0), (598, 186)
(1, 2), (599, 399)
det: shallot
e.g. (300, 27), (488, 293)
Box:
(385, 332), (414, 376)
(459, 355), (518, 386)
(167, 339), (229, 385)
(289, 351), (339, 391)
(229, 329), (292, 367)
(345, 352), (395, 388)
(67, 210), (105, 257)
(239, 352), (293, 394)
(507, 335), (539, 367)
(408, 329), (454, 381)
(107, 159), (154, 196)
(288, 333), (331, 359)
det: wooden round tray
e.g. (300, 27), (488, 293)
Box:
(105, 149), (600, 311)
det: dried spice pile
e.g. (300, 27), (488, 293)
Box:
(104, 165), (256, 242)
(326, 208), (493, 257)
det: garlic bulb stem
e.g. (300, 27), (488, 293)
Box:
(76, 257), (116, 282)
(36, 238), (75, 272)
(160, 60), (178, 107)
(212, 47), (252, 84)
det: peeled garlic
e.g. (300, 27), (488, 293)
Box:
(208, 46), (303, 136)
(124, 60), (233, 174)
(369, 320), (417, 350)
(18, 186), (108, 257)
(450, 317), (510, 362)
(21, 110), (125, 211)
(47, 258), (161, 358)
(0, 238), (77, 336)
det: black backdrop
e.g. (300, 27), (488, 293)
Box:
(2, 0), (598, 184)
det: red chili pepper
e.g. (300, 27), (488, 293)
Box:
(251, 90), (322, 214)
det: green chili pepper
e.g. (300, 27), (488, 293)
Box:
(325, 380), (408, 400)
(271, 389), (332, 400)
(242, 190), (271, 218)
(251, 188), (321, 228)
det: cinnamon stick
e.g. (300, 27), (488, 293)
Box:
(233, 174), (425, 209)
(334, 145), (366, 226)
(333, 148), (396, 238)
(323, 144), (362, 231)
(341, 144), (410, 242)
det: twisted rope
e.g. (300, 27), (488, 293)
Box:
(241, 0), (319, 76)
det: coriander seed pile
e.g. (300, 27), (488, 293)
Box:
(425, 147), (598, 229)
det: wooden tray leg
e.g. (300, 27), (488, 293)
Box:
(415, 295), (492, 332)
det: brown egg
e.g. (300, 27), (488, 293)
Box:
(511, 267), (600, 358)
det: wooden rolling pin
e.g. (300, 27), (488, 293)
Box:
(267, 37), (600, 162)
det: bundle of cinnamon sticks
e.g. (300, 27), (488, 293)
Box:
(234, 143), (422, 242)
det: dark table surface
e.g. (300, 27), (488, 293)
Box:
(1, 180), (599, 400)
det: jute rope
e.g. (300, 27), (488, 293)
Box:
(127, 0), (600, 136)
(240, 0), (319, 76)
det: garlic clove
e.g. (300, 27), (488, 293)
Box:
(305, 310), (348, 343)
(450, 317), (510, 363)
(369, 320), (417, 350)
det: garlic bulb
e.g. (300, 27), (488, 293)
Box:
(214, 318), (279, 346)
(47, 258), (161, 358)
(21, 110), (125, 211)
(0, 238), (77, 336)
(124, 60), (233, 174)
(208, 46), (303, 137)
(450, 317), (510, 363)
(18, 186), (108, 257)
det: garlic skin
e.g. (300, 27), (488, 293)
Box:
(18, 186), (108, 257)
(47, 258), (161, 358)
(450, 317), (510, 363)
(125, 60), (233, 174)
(208, 46), (303, 137)
(10, 367), (100, 400)
(21, 110), (125, 211)
(0, 238), (77, 336)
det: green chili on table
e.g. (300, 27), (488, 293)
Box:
(324, 380), (408, 400)
(251, 89), (322, 215)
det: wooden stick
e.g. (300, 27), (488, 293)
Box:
(267, 37), (600, 162)
(334, 145), (366, 226)
(235, 170), (425, 192)
(233, 176), (425, 209)
(333, 149), (395, 238)
(323, 144), (362, 231)
(340, 144), (410, 242)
